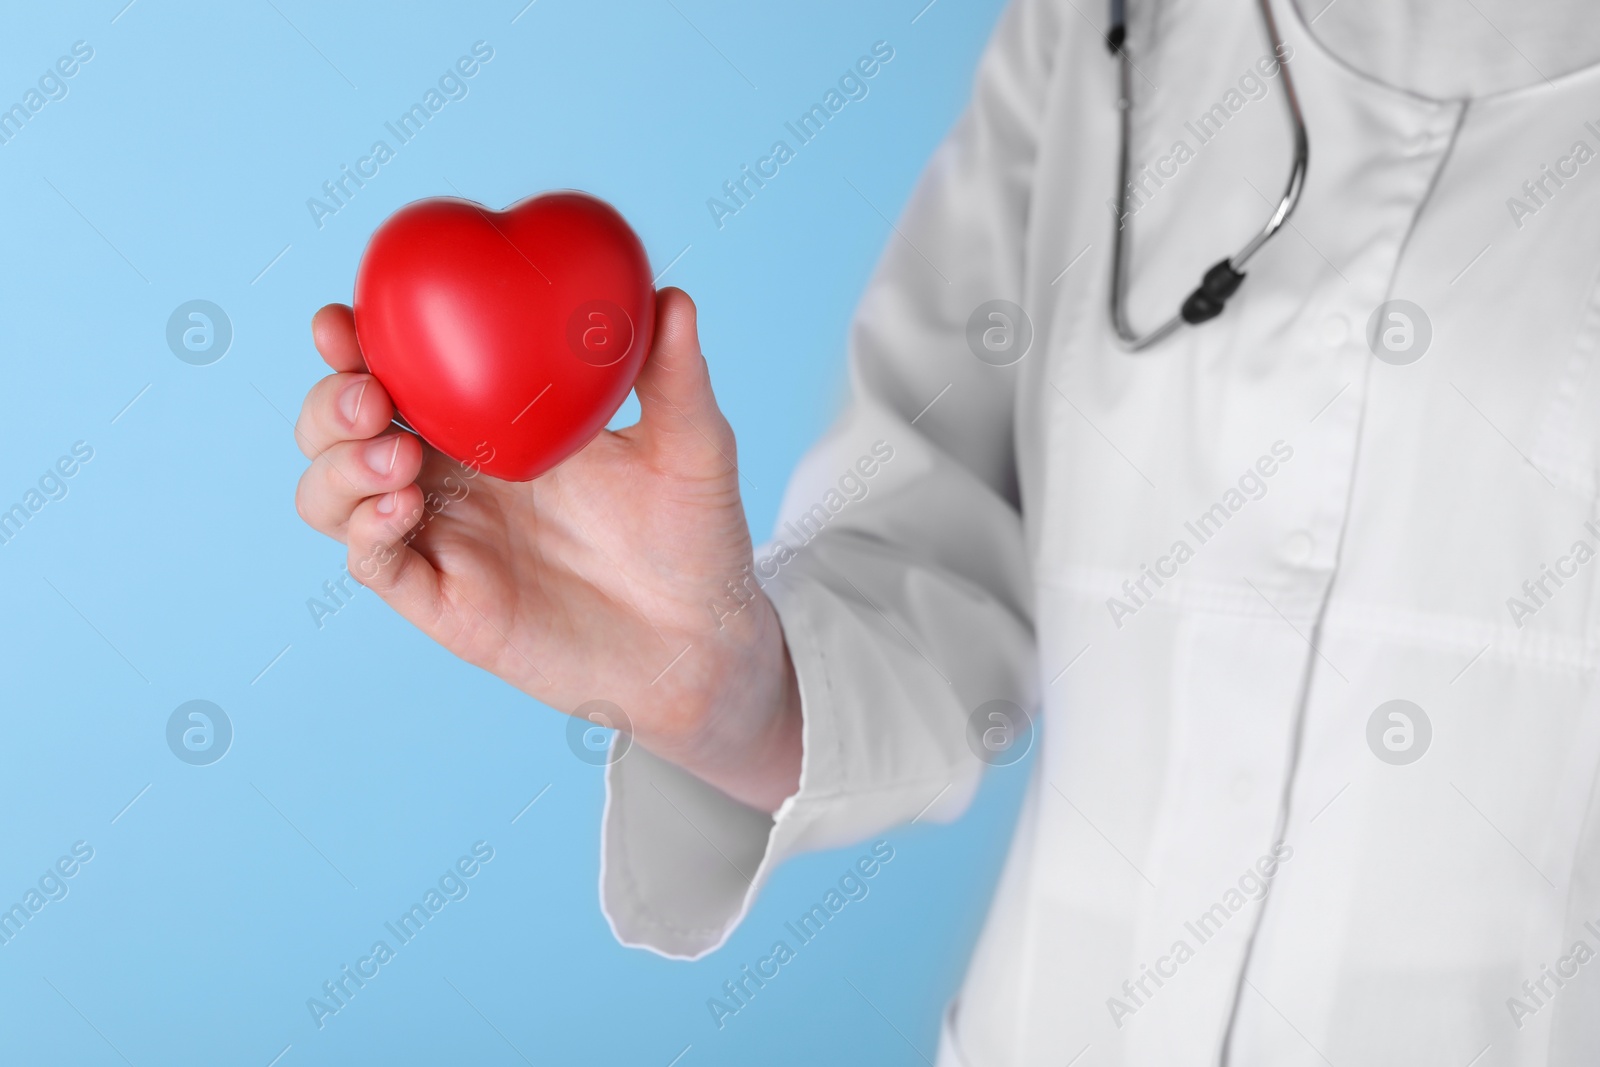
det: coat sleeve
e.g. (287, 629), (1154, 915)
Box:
(601, 0), (1063, 959)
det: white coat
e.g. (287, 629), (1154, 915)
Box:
(601, 0), (1600, 1061)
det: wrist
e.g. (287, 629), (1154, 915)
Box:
(640, 592), (803, 814)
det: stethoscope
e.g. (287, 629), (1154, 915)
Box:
(1108, 0), (1310, 350)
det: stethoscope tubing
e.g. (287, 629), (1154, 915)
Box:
(1108, 0), (1309, 350)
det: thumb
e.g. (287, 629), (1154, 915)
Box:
(633, 288), (737, 475)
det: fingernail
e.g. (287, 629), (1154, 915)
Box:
(376, 492), (396, 515)
(339, 379), (368, 425)
(366, 436), (402, 475)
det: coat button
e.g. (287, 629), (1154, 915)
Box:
(1284, 530), (1315, 566)
(1319, 313), (1349, 347)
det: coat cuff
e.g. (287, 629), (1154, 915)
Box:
(599, 564), (923, 958)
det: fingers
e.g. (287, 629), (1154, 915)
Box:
(312, 304), (366, 373)
(302, 303), (443, 627)
(295, 371), (395, 460)
(345, 485), (443, 622)
(295, 432), (424, 538)
(632, 288), (737, 475)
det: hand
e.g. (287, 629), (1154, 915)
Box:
(292, 289), (801, 812)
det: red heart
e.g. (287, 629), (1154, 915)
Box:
(353, 192), (654, 482)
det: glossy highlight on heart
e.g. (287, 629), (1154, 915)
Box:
(353, 191), (655, 482)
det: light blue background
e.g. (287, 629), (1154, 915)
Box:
(0, 1), (1028, 1063)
